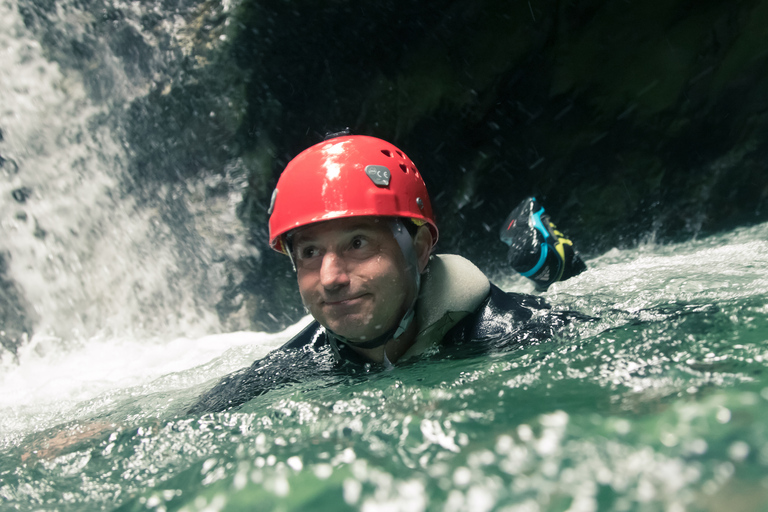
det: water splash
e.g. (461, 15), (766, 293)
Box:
(0, 0), (248, 348)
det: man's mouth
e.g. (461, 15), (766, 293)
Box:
(323, 295), (365, 307)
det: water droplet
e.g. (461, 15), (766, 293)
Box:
(452, 466), (471, 487)
(287, 456), (303, 471)
(728, 441), (750, 461)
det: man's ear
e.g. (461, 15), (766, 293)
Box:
(413, 226), (433, 273)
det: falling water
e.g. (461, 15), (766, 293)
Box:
(0, 0), (253, 353)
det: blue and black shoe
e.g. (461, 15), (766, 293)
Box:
(500, 197), (586, 291)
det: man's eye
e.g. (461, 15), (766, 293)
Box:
(350, 236), (368, 250)
(300, 246), (319, 259)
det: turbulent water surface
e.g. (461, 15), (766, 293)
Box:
(2, 223), (768, 511)
(3, 0), (768, 509)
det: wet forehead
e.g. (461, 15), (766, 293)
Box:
(291, 217), (390, 244)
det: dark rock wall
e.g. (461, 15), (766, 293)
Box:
(234, 0), (768, 259)
(6, 0), (768, 339)
(228, 0), (768, 325)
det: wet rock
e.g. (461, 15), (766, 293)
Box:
(0, 156), (19, 175)
(33, 219), (46, 239)
(214, 0), (768, 327)
(27, 0), (768, 332)
(11, 187), (31, 203)
(228, 0), (768, 257)
(0, 253), (35, 359)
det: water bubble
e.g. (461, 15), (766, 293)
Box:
(343, 478), (362, 505)
(313, 463), (333, 479)
(739, 392), (758, 405)
(596, 467), (613, 485)
(614, 419), (631, 435)
(637, 477), (656, 502)
(468, 450), (495, 468)
(333, 447), (356, 466)
(716, 462), (735, 481)
(715, 407), (731, 424)
(541, 410), (569, 427)
(660, 432), (678, 447)
(272, 477), (289, 497)
(467, 486), (495, 512)
(421, 419), (460, 452)
(453, 467), (472, 487)
(536, 428), (562, 455)
(286, 456), (303, 471)
(728, 441), (750, 462)
(233, 471), (247, 490)
(494, 434), (514, 454)
(201, 458), (217, 474)
(517, 424), (533, 441)
(687, 439), (708, 455)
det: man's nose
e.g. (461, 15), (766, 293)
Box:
(319, 252), (350, 289)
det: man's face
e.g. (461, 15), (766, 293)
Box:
(291, 217), (416, 342)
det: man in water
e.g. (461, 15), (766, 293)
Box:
(189, 135), (585, 414)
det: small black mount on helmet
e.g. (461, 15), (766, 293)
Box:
(323, 128), (351, 140)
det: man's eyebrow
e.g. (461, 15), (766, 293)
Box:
(291, 234), (317, 247)
(293, 223), (384, 244)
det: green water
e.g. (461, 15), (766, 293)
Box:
(2, 223), (768, 511)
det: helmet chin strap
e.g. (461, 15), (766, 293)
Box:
(326, 219), (421, 359)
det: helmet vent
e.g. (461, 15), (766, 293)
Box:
(396, 150), (404, 158)
(399, 163), (408, 173)
(381, 149), (392, 157)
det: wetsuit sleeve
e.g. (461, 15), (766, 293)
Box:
(187, 321), (328, 415)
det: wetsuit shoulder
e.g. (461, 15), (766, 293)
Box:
(279, 320), (327, 350)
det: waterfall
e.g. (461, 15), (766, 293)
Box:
(0, 0), (253, 357)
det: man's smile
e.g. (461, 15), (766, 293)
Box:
(322, 294), (368, 307)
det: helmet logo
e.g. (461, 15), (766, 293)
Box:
(365, 165), (391, 187)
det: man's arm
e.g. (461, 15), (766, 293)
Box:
(500, 197), (587, 291)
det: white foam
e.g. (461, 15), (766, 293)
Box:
(0, 316), (313, 411)
(493, 221), (768, 310)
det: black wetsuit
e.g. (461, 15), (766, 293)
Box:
(188, 284), (573, 415)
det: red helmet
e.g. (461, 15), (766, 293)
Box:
(268, 135), (438, 253)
